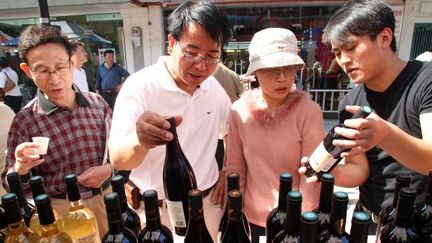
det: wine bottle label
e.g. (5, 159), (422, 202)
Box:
(166, 200), (187, 227)
(75, 232), (98, 242)
(309, 142), (338, 172)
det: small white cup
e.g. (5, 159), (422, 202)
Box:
(32, 136), (50, 155)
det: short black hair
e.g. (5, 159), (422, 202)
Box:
(0, 57), (9, 68)
(103, 49), (114, 56)
(167, 1), (231, 49)
(323, 0), (397, 52)
(18, 24), (72, 64)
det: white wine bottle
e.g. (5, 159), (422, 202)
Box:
(62, 173), (100, 243)
(34, 194), (73, 242)
(1, 193), (40, 243)
(162, 116), (197, 236)
(6, 172), (36, 226)
(29, 175), (63, 236)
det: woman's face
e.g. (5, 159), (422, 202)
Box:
(255, 65), (298, 107)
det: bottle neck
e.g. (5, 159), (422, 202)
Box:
(108, 219), (125, 234)
(8, 220), (28, 235)
(319, 182), (333, 213)
(395, 196), (415, 227)
(145, 216), (162, 231)
(278, 181), (291, 211)
(68, 199), (85, 211)
(41, 223), (60, 237)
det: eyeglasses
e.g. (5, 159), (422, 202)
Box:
(259, 66), (299, 78)
(29, 62), (71, 79)
(177, 42), (221, 65)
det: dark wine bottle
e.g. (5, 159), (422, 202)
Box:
(273, 191), (302, 243)
(349, 212), (371, 243)
(0, 204), (8, 237)
(321, 191), (349, 243)
(305, 105), (372, 178)
(220, 190), (251, 243)
(266, 172), (293, 243)
(315, 173), (334, 236)
(138, 190), (173, 243)
(184, 189), (213, 243)
(413, 171), (432, 242)
(162, 116), (197, 236)
(1, 193), (39, 242)
(300, 211), (319, 243)
(102, 192), (138, 243)
(111, 174), (142, 236)
(34, 194), (72, 242)
(219, 172), (250, 238)
(376, 173), (411, 236)
(378, 187), (420, 243)
(6, 172), (36, 227)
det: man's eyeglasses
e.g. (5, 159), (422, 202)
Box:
(259, 66), (300, 78)
(29, 62), (71, 79)
(177, 42), (221, 65)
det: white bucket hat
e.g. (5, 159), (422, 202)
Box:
(246, 28), (305, 76)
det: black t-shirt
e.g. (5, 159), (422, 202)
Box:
(339, 60), (432, 215)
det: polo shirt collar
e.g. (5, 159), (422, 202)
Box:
(38, 84), (90, 115)
(157, 56), (211, 94)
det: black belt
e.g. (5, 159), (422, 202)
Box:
(52, 180), (111, 200)
(156, 185), (214, 208)
(101, 89), (116, 93)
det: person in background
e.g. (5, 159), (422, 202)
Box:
(0, 103), (14, 197)
(108, 1), (231, 241)
(95, 49), (130, 110)
(71, 41), (89, 92)
(0, 56), (23, 113)
(212, 50), (243, 103)
(300, 0), (432, 234)
(223, 28), (323, 242)
(416, 48), (432, 62)
(1, 24), (113, 237)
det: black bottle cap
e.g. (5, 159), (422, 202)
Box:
(301, 211), (318, 223)
(111, 175), (126, 202)
(397, 173), (412, 185)
(227, 173), (240, 191)
(143, 190), (160, 220)
(64, 173), (81, 202)
(188, 189), (203, 219)
(6, 172), (27, 207)
(104, 192), (122, 223)
(1, 193), (22, 224)
(30, 176), (45, 198)
(34, 194), (55, 226)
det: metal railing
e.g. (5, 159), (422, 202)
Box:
(307, 89), (350, 113)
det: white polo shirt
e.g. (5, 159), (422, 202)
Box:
(109, 56), (231, 199)
(73, 68), (89, 92)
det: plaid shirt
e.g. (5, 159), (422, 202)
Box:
(1, 86), (112, 197)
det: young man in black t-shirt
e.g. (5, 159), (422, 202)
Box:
(300, 0), (432, 234)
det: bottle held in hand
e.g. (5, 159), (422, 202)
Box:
(304, 105), (372, 178)
(162, 116), (197, 236)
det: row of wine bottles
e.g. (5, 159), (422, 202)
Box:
(375, 172), (432, 243)
(266, 172), (371, 243)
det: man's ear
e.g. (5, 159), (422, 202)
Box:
(378, 27), (393, 49)
(167, 34), (175, 54)
(20, 63), (33, 79)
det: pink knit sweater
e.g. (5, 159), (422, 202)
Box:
(225, 89), (325, 227)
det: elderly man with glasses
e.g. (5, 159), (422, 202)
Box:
(109, 1), (231, 241)
(1, 24), (113, 238)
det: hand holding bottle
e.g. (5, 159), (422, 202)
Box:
(135, 111), (183, 148)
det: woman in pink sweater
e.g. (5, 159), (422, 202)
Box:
(225, 28), (324, 242)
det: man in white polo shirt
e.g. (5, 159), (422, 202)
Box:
(108, 1), (231, 241)
(71, 41), (89, 92)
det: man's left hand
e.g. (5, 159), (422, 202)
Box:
(77, 164), (112, 188)
(211, 169), (226, 208)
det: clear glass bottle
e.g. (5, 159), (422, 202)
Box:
(162, 116), (197, 236)
(1, 193), (40, 243)
(29, 175), (63, 236)
(62, 173), (100, 243)
(6, 172), (36, 227)
(138, 190), (173, 243)
(266, 172), (292, 243)
(102, 192), (138, 243)
(111, 175), (141, 236)
(34, 194), (73, 242)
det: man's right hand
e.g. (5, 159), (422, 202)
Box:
(135, 111), (183, 149)
(14, 142), (44, 175)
